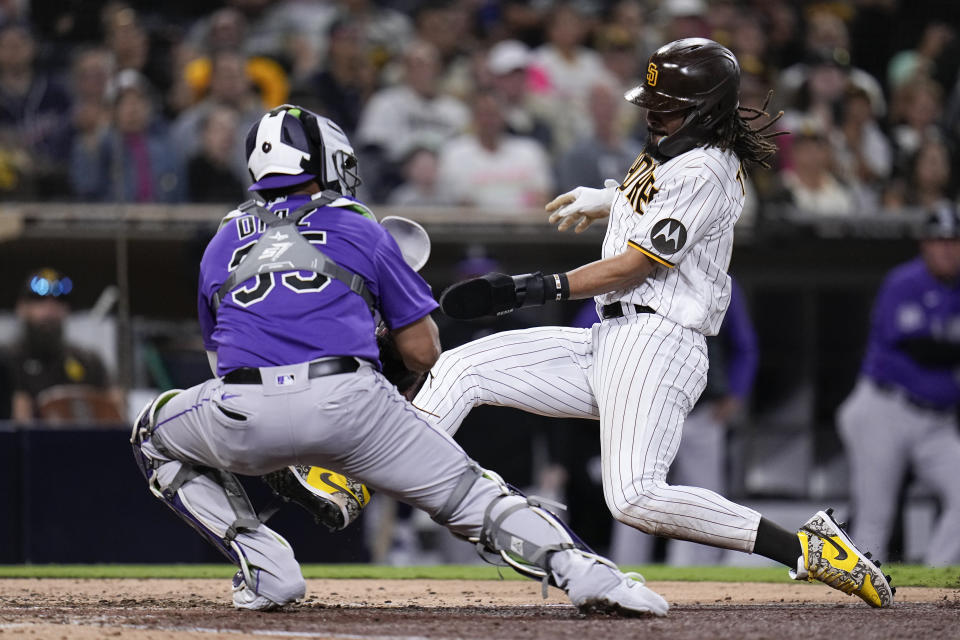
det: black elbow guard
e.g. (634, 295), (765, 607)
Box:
(440, 271), (569, 320)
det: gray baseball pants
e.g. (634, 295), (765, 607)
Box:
(140, 361), (504, 604)
(836, 377), (960, 566)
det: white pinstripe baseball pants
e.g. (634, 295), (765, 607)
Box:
(413, 313), (762, 552)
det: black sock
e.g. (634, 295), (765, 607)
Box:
(753, 517), (803, 568)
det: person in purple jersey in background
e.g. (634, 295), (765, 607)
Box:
(129, 104), (673, 616)
(837, 201), (960, 567)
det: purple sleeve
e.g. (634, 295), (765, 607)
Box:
(722, 281), (759, 398)
(374, 230), (439, 329)
(197, 264), (217, 351)
(869, 273), (904, 347)
(570, 300), (600, 328)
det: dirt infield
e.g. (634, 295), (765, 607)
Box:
(1, 578), (958, 639)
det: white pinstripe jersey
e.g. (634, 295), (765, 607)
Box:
(597, 145), (745, 336)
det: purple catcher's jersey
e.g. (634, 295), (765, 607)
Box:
(199, 193), (438, 375)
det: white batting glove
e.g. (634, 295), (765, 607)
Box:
(545, 179), (619, 233)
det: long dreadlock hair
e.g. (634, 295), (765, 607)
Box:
(711, 91), (786, 168)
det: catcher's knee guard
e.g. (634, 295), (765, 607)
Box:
(435, 467), (609, 589)
(130, 389), (183, 480)
(131, 390), (303, 606)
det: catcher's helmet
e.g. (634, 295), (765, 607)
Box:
(626, 38), (740, 158)
(245, 105), (361, 195)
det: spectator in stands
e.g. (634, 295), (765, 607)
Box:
(728, 11), (771, 81)
(102, 5), (148, 73)
(336, 0), (414, 71)
(775, 122), (855, 217)
(172, 49), (262, 186)
(496, 1), (550, 46)
(554, 80), (642, 194)
(413, 0), (476, 99)
(660, 0), (711, 42)
(70, 70), (185, 202)
(289, 18), (375, 140)
(69, 48), (113, 176)
(102, 4), (171, 98)
(181, 48), (289, 113)
(185, 5), (275, 62)
(532, 3), (613, 155)
(0, 22), (72, 199)
(436, 91), (552, 209)
(594, 23), (641, 92)
(185, 3), (313, 68)
(780, 48), (851, 136)
(776, 9), (885, 121)
(887, 22), (955, 91)
(888, 78), (946, 170)
(386, 143), (453, 208)
(884, 137), (954, 211)
(356, 39), (469, 200)
(5, 268), (121, 423)
(70, 47), (114, 107)
(187, 106), (244, 203)
(485, 39), (553, 150)
(604, 0), (657, 63)
(702, 0), (739, 44)
(593, 24), (645, 141)
(836, 203), (960, 566)
(834, 85), (893, 212)
(753, 0), (804, 71)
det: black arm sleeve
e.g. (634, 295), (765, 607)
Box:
(896, 337), (960, 368)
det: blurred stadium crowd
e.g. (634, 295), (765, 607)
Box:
(0, 0), (957, 222)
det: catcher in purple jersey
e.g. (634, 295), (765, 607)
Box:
(129, 104), (671, 615)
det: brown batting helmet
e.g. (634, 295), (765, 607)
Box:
(626, 38), (740, 157)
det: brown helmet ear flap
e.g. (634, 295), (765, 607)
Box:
(656, 108), (705, 158)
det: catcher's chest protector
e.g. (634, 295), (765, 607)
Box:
(213, 194), (375, 314)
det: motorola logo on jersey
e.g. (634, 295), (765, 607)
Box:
(650, 218), (687, 254)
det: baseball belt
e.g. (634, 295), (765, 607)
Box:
(223, 357), (361, 384)
(600, 302), (656, 320)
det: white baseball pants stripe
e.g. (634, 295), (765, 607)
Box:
(413, 315), (761, 552)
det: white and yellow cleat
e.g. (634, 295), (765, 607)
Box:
(790, 509), (895, 608)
